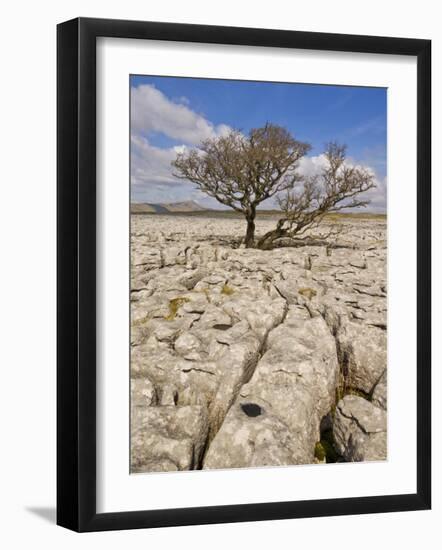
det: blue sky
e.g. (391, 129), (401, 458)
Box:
(130, 75), (387, 211)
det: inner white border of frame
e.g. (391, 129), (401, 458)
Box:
(96, 37), (417, 513)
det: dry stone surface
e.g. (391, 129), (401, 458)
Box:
(130, 214), (387, 471)
(203, 307), (339, 468)
(333, 395), (387, 461)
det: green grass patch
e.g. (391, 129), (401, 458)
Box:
(298, 287), (317, 300)
(165, 297), (189, 321)
(314, 442), (326, 461)
(315, 428), (340, 463)
(221, 284), (235, 296)
(132, 314), (150, 327)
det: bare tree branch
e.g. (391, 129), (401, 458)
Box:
(172, 123), (311, 247)
(257, 142), (376, 249)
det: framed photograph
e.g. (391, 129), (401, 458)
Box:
(57, 17), (431, 532)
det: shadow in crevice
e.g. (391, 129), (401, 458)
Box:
(26, 506), (56, 524)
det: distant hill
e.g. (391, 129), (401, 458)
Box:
(131, 200), (209, 214)
(131, 202), (387, 218)
(163, 201), (208, 212)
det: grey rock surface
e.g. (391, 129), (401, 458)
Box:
(203, 307), (339, 468)
(371, 370), (387, 410)
(130, 215), (387, 471)
(333, 395), (387, 462)
(336, 319), (387, 395)
(131, 405), (209, 472)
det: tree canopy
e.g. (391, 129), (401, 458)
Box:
(172, 123), (311, 247)
(172, 126), (376, 249)
(257, 142), (376, 249)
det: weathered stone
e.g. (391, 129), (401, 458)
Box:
(207, 333), (262, 437)
(333, 395), (387, 462)
(131, 405), (209, 472)
(130, 214), (387, 472)
(151, 321), (182, 343)
(203, 400), (300, 469)
(371, 370), (387, 410)
(273, 281), (300, 304)
(177, 269), (209, 290)
(336, 319), (387, 394)
(174, 333), (202, 358)
(131, 377), (156, 409)
(204, 308), (339, 468)
(181, 295), (208, 314)
(197, 305), (233, 330)
(159, 384), (179, 406)
(131, 324), (150, 347)
(215, 320), (250, 345)
(162, 246), (187, 266)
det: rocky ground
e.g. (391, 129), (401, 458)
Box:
(130, 214), (387, 473)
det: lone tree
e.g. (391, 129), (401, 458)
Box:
(172, 123), (311, 247)
(257, 142), (376, 249)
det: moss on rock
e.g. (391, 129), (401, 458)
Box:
(298, 287), (317, 300)
(165, 297), (189, 320)
(221, 284), (235, 296)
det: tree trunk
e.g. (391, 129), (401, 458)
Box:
(257, 219), (286, 249)
(244, 217), (255, 248)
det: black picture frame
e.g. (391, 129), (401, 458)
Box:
(57, 17), (431, 532)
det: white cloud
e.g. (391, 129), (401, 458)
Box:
(297, 154), (329, 178)
(131, 135), (209, 204)
(360, 174), (387, 212)
(297, 154), (386, 213)
(131, 84), (230, 145)
(131, 139), (386, 212)
(131, 135), (183, 186)
(130, 84), (235, 204)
